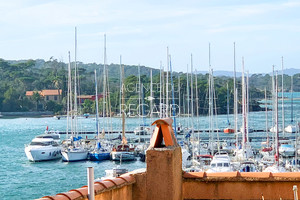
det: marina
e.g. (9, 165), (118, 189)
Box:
(1, 103), (300, 199)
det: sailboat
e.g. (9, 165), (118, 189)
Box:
(285, 76), (297, 133)
(263, 71), (286, 172)
(224, 83), (235, 134)
(110, 58), (135, 162)
(88, 70), (111, 161)
(234, 59), (254, 162)
(61, 29), (88, 162)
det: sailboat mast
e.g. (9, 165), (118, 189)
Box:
(186, 64), (190, 128)
(150, 69), (153, 122)
(94, 69), (100, 136)
(195, 66), (199, 142)
(170, 55), (177, 136)
(103, 34), (107, 125)
(265, 88), (269, 145)
(74, 27), (78, 136)
(138, 64), (141, 144)
(66, 51), (72, 138)
(226, 83), (230, 125)
(159, 61), (163, 118)
(208, 43), (214, 154)
(233, 43), (238, 146)
(178, 76), (181, 118)
(275, 72), (279, 166)
(166, 47), (169, 117)
(190, 54), (195, 157)
(246, 70), (250, 143)
(242, 57), (246, 152)
(119, 56), (122, 117)
(282, 57), (285, 135)
(291, 76), (294, 123)
(121, 59), (126, 143)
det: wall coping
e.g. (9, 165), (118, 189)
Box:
(183, 171), (300, 182)
(36, 174), (136, 200)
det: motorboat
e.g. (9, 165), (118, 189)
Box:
(25, 133), (62, 162)
(263, 164), (286, 172)
(176, 123), (184, 134)
(269, 126), (282, 133)
(111, 144), (136, 161)
(223, 128), (235, 134)
(239, 161), (258, 172)
(206, 152), (233, 173)
(279, 144), (295, 157)
(284, 124), (297, 133)
(134, 126), (150, 135)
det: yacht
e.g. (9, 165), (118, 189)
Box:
(25, 133), (62, 162)
(206, 152), (233, 173)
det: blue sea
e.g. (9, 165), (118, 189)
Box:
(1, 93), (300, 199)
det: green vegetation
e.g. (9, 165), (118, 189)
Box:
(1, 58), (289, 115)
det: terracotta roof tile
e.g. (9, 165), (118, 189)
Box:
(41, 89), (62, 96)
(68, 189), (85, 198)
(99, 180), (116, 188)
(109, 177), (127, 186)
(94, 182), (106, 193)
(206, 171), (239, 178)
(120, 174), (135, 183)
(240, 172), (271, 178)
(272, 172), (300, 178)
(183, 172), (206, 178)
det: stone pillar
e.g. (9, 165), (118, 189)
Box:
(146, 118), (182, 200)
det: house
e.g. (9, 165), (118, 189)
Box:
(26, 89), (62, 102)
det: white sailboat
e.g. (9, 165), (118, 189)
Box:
(62, 29), (88, 162)
(234, 59), (254, 161)
(263, 71), (286, 173)
(111, 57), (135, 162)
(285, 76), (297, 133)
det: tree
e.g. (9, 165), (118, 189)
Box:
(32, 91), (41, 111)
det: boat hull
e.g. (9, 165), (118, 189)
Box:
(111, 151), (136, 161)
(25, 146), (62, 162)
(89, 152), (110, 161)
(62, 149), (88, 162)
(224, 128), (235, 134)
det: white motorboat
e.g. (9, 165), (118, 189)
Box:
(284, 124), (297, 133)
(101, 167), (128, 179)
(239, 161), (258, 172)
(206, 152), (233, 173)
(25, 133), (62, 162)
(134, 126), (150, 135)
(269, 126), (282, 133)
(111, 144), (136, 161)
(279, 144), (295, 157)
(263, 164), (286, 173)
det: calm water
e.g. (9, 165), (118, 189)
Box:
(1, 95), (300, 199)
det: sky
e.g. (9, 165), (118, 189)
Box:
(0, 0), (300, 73)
